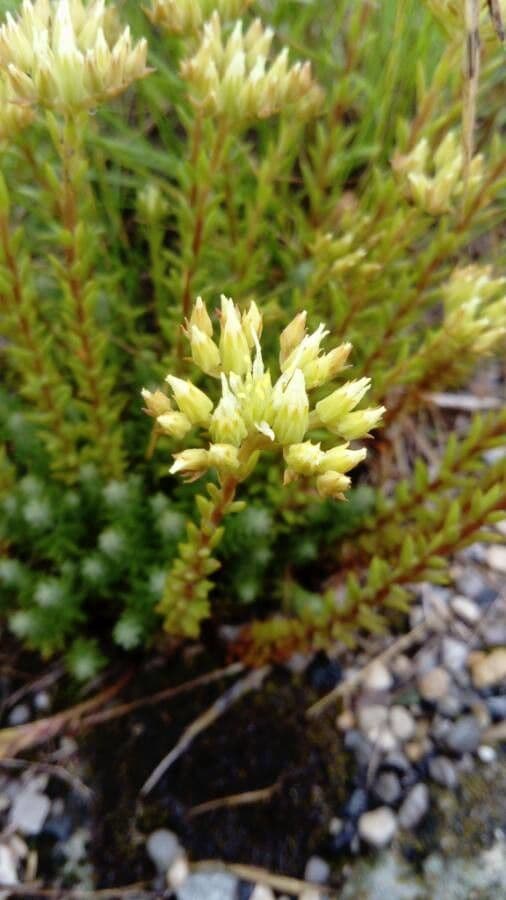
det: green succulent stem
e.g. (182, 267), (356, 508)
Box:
(157, 474), (242, 637)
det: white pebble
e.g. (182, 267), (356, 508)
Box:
(167, 855), (189, 890)
(487, 546), (506, 573)
(450, 596), (480, 626)
(8, 790), (50, 836)
(418, 667), (450, 701)
(441, 637), (468, 673)
(250, 886), (276, 900)
(477, 745), (496, 764)
(146, 829), (182, 874)
(389, 706), (416, 742)
(304, 855), (330, 884)
(358, 807), (397, 848)
(364, 661), (393, 692)
(398, 783), (429, 830)
(358, 704), (388, 735)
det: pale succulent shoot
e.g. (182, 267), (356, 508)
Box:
(146, 0), (253, 35)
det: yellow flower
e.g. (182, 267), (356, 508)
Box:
(141, 388), (173, 418)
(166, 375), (213, 426)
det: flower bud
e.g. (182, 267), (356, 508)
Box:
(279, 311), (307, 367)
(209, 374), (248, 446)
(337, 406), (385, 440)
(188, 325), (221, 376)
(319, 443), (367, 474)
(271, 369), (309, 445)
(137, 183), (168, 224)
(241, 300), (263, 347)
(303, 343), (352, 389)
(166, 375), (213, 426)
(316, 471), (351, 500)
(189, 296), (214, 338)
(316, 378), (371, 428)
(170, 449), (209, 480)
(157, 411), (193, 440)
(219, 294), (251, 375)
(282, 323), (329, 374)
(208, 443), (240, 473)
(141, 388), (173, 418)
(284, 441), (324, 475)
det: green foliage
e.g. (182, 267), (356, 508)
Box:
(0, 0), (505, 672)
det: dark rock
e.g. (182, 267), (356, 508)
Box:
(344, 730), (372, 769)
(42, 814), (74, 842)
(487, 696), (506, 721)
(306, 653), (342, 692)
(344, 787), (368, 820)
(428, 756), (458, 788)
(236, 882), (254, 900)
(327, 821), (355, 854)
(373, 772), (401, 806)
(475, 586), (499, 608)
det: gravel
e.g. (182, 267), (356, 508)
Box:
(8, 788), (50, 836)
(146, 829), (183, 874)
(304, 855), (330, 884)
(442, 715), (482, 755)
(177, 871), (238, 900)
(398, 784), (429, 830)
(418, 667), (450, 701)
(358, 807), (397, 848)
(428, 756), (458, 788)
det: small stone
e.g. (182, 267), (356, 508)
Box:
(382, 750), (411, 773)
(450, 596), (480, 626)
(363, 661), (393, 692)
(0, 843), (18, 898)
(33, 691), (51, 712)
(357, 704), (388, 735)
(477, 745), (496, 764)
(470, 648), (506, 689)
(250, 885), (275, 900)
(398, 783), (429, 830)
(436, 691), (463, 719)
(168, 856), (189, 890)
(443, 715), (482, 755)
(336, 709), (355, 732)
(418, 667), (450, 701)
(328, 820), (355, 853)
(0, 795), (10, 814)
(177, 871), (238, 900)
(344, 787), (368, 820)
(344, 730), (372, 768)
(487, 695), (506, 720)
(369, 725), (397, 752)
(487, 545), (506, 573)
(300, 891), (323, 900)
(390, 654), (414, 681)
(428, 756), (458, 788)
(9, 790), (50, 835)
(422, 589), (451, 631)
(454, 567), (486, 599)
(7, 704), (30, 727)
(415, 648), (438, 676)
(307, 653), (342, 692)
(389, 706), (416, 742)
(304, 856), (330, 884)
(146, 829), (182, 874)
(358, 807), (397, 848)
(475, 586), (499, 608)
(373, 772), (401, 806)
(441, 637), (468, 673)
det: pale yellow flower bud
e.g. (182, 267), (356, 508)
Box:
(157, 411), (193, 439)
(189, 325), (221, 377)
(146, 0), (252, 35)
(303, 343), (352, 390)
(170, 448), (209, 481)
(316, 378), (371, 429)
(209, 374), (248, 446)
(137, 183), (168, 224)
(189, 296), (214, 338)
(219, 294), (251, 375)
(282, 323), (330, 374)
(337, 406), (385, 440)
(208, 443), (240, 473)
(316, 471), (351, 500)
(319, 443), (367, 474)
(270, 369), (309, 445)
(279, 311), (307, 367)
(284, 441), (324, 476)
(241, 301), (263, 348)
(166, 375), (213, 426)
(0, 75), (34, 141)
(141, 388), (173, 418)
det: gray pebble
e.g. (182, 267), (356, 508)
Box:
(398, 783), (430, 830)
(418, 667), (450, 702)
(390, 706), (416, 742)
(441, 638), (468, 673)
(450, 596), (480, 626)
(33, 691), (51, 712)
(146, 829), (182, 874)
(7, 704), (31, 727)
(304, 855), (330, 884)
(428, 756), (459, 788)
(374, 772), (401, 806)
(177, 871), (238, 900)
(358, 704), (388, 735)
(454, 567), (487, 599)
(358, 807), (397, 848)
(487, 696), (506, 720)
(9, 790), (50, 835)
(436, 691), (463, 719)
(443, 715), (482, 755)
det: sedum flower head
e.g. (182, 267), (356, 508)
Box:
(0, 75), (34, 140)
(392, 132), (483, 216)
(443, 264), (506, 354)
(0, 0), (149, 112)
(142, 297), (383, 500)
(180, 13), (322, 122)
(146, 0), (253, 35)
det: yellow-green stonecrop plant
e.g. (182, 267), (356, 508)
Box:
(142, 297), (384, 636)
(146, 0), (253, 36)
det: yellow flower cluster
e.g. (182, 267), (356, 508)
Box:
(0, 0), (149, 111)
(146, 0), (252, 35)
(0, 76), (34, 141)
(443, 265), (506, 355)
(180, 13), (322, 121)
(392, 132), (483, 216)
(142, 297), (384, 500)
